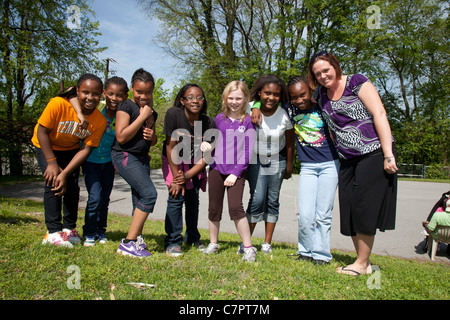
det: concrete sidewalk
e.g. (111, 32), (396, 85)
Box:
(1, 171), (449, 263)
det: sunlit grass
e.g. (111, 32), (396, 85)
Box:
(0, 197), (448, 300)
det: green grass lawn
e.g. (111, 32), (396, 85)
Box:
(0, 197), (449, 301)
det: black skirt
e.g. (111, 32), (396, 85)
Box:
(338, 147), (397, 236)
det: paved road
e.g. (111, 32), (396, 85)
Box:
(1, 171), (449, 263)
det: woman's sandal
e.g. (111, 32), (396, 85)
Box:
(336, 264), (373, 277)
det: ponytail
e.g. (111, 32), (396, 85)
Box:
(131, 68), (154, 87)
(58, 74), (104, 99)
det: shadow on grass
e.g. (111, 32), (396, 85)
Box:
(0, 212), (41, 225)
(330, 251), (357, 266)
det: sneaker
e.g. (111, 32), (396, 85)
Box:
(237, 243), (244, 255)
(261, 242), (272, 254)
(203, 243), (219, 254)
(190, 240), (206, 251)
(136, 235), (147, 249)
(63, 228), (81, 245)
(83, 236), (96, 247)
(295, 254), (312, 262)
(242, 246), (257, 262)
(165, 244), (182, 257)
(237, 242), (256, 254)
(42, 231), (73, 248)
(97, 232), (108, 244)
(117, 239), (152, 258)
(313, 259), (329, 266)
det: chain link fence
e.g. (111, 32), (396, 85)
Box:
(397, 164), (450, 179)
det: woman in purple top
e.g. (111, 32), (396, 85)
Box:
(309, 51), (398, 276)
(202, 80), (257, 262)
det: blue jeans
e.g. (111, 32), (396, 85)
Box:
(297, 160), (339, 262)
(246, 156), (286, 223)
(164, 177), (201, 250)
(111, 150), (157, 214)
(82, 161), (115, 237)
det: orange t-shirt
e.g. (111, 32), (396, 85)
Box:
(31, 97), (107, 151)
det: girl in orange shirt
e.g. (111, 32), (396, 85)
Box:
(32, 74), (106, 248)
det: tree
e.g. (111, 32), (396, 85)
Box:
(139, 0), (449, 167)
(365, 0), (449, 124)
(139, 0), (383, 108)
(367, 0), (449, 164)
(0, 0), (106, 175)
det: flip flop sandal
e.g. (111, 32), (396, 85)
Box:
(336, 265), (362, 276)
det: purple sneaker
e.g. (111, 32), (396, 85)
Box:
(136, 235), (147, 249)
(117, 239), (152, 258)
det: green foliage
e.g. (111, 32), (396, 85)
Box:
(140, 0), (449, 168)
(149, 78), (172, 169)
(0, 0), (106, 175)
(1, 0), (106, 118)
(393, 115), (449, 165)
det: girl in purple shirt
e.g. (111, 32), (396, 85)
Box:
(203, 80), (257, 262)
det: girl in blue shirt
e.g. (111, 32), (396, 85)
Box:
(81, 77), (128, 246)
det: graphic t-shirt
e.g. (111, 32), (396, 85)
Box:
(283, 103), (338, 163)
(162, 106), (216, 162)
(31, 97), (106, 150)
(161, 106), (216, 191)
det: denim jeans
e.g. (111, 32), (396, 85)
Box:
(111, 150), (157, 214)
(164, 176), (201, 250)
(82, 161), (115, 237)
(35, 147), (80, 233)
(297, 160), (339, 262)
(246, 156), (286, 223)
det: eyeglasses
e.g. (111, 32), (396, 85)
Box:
(309, 50), (329, 63)
(183, 96), (205, 101)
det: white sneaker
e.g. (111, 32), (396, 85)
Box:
(203, 243), (219, 254)
(242, 246), (257, 262)
(63, 228), (81, 245)
(97, 232), (108, 244)
(261, 242), (272, 254)
(42, 231), (73, 248)
(83, 236), (96, 247)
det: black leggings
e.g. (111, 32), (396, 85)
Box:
(35, 147), (80, 233)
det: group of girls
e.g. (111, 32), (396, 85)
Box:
(33, 51), (398, 274)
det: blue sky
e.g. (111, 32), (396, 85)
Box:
(89, 0), (178, 90)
